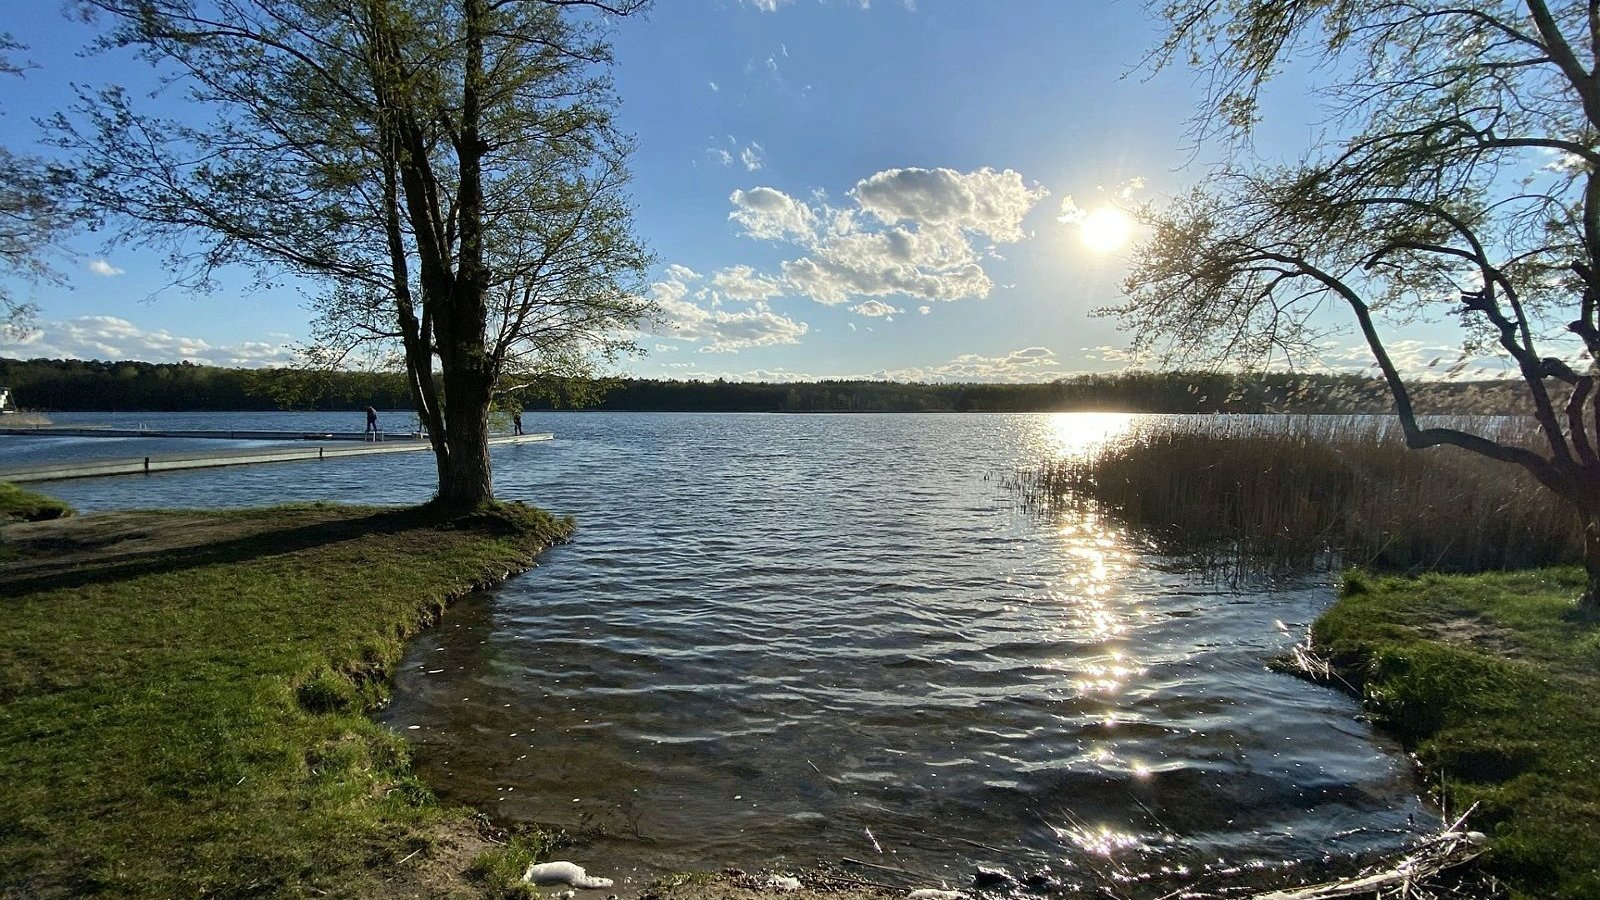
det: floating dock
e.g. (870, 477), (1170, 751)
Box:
(0, 432), (552, 483)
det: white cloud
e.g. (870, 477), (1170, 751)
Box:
(709, 81), (720, 92)
(781, 222), (992, 305)
(853, 167), (1047, 242)
(724, 166), (1046, 308)
(706, 147), (734, 167)
(918, 305), (931, 315)
(729, 186), (818, 241)
(642, 266), (809, 353)
(711, 265), (784, 301)
(740, 142), (765, 172)
(878, 346), (1070, 383)
(2, 315), (298, 367)
(87, 259), (125, 277)
(851, 300), (901, 318)
(737, 0), (913, 11)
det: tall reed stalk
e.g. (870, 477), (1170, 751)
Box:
(1017, 416), (1579, 574)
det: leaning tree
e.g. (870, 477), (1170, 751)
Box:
(58, 0), (650, 508)
(1117, 0), (1600, 612)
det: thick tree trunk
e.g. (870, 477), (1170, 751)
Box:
(433, 353), (495, 510)
(1582, 512), (1600, 618)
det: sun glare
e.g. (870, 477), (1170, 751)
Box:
(1078, 207), (1133, 254)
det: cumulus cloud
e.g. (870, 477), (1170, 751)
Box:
(1, 315), (297, 367)
(729, 186), (819, 241)
(87, 259), (125, 277)
(726, 166), (1047, 311)
(642, 265), (808, 353)
(711, 265), (784, 301)
(853, 167), (1047, 242)
(918, 305), (931, 315)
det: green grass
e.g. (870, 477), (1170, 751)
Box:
(0, 498), (573, 899)
(1315, 569), (1600, 899)
(0, 481), (75, 522)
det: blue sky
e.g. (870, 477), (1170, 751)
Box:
(0, 0), (1479, 382)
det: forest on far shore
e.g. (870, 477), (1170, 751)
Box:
(0, 356), (1537, 415)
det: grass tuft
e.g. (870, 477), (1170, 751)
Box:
(467, 829), (566, 900)
(0, 482), (75, 523)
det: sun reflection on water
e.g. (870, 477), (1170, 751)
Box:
(1039, 411), (1138, 458)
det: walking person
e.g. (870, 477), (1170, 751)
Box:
(365, 405), (381, 442)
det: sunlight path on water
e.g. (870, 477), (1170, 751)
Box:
(30, 411), (1428, 896)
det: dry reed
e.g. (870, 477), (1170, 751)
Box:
(1017, 416), (1579, 574)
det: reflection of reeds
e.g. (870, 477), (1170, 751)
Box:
(1018, 416), (1578, 574)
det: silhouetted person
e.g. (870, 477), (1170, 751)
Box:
(513, 409), (524, 435)
(365, 405), (381, 441)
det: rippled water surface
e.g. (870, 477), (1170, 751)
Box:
(19, 411), (1426, 894)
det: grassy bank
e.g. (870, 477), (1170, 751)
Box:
(1312, 569), (1600, 899)
(1020, 416), (1578, 574)
(0, 482), (74, 523)
(0, 497), (572, 898)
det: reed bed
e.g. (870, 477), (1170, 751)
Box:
(1017, 415), (1580, 574)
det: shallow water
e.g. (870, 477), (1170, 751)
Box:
(19, 411), (1427, 895)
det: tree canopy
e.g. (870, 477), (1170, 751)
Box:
(1119, 0), (1600, 609)
(0, 35), (78, 338)
(57, 0), (650, 507)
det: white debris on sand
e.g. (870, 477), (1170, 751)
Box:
(522, 861), (616, 889)
(906, 890), (963, 900)
(764, 875), (803, 892)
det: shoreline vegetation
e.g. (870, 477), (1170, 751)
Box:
(0, 488), (575, 898)
(0, 356), (1556, 415)
(8, 402), (1597, 898)
(1301, 570), (1600, 899)
(1023, 421), (1599, 898)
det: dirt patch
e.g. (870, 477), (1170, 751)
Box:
(1409, 615), (1523, 658)
(356, 819), (502, 900)
(4, 510), (267, 563)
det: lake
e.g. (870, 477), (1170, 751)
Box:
(12, 411), (1426, 895)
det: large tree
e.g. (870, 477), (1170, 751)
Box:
(1117, 0), (1600, 612)
(58, 0), (649, 508)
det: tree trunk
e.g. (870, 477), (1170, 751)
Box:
(1583, 512), (1600, 618)
(433, 355), (495, 510)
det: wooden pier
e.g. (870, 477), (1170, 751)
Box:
(0, 432), (552, 483)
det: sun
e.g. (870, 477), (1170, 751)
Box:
(1078, 207), (1134, 254)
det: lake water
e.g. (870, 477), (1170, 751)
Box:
(10, 411), (1427, 895)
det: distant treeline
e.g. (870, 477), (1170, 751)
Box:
(0, 358), (410, 411)
(1, 356), (1536, 415)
